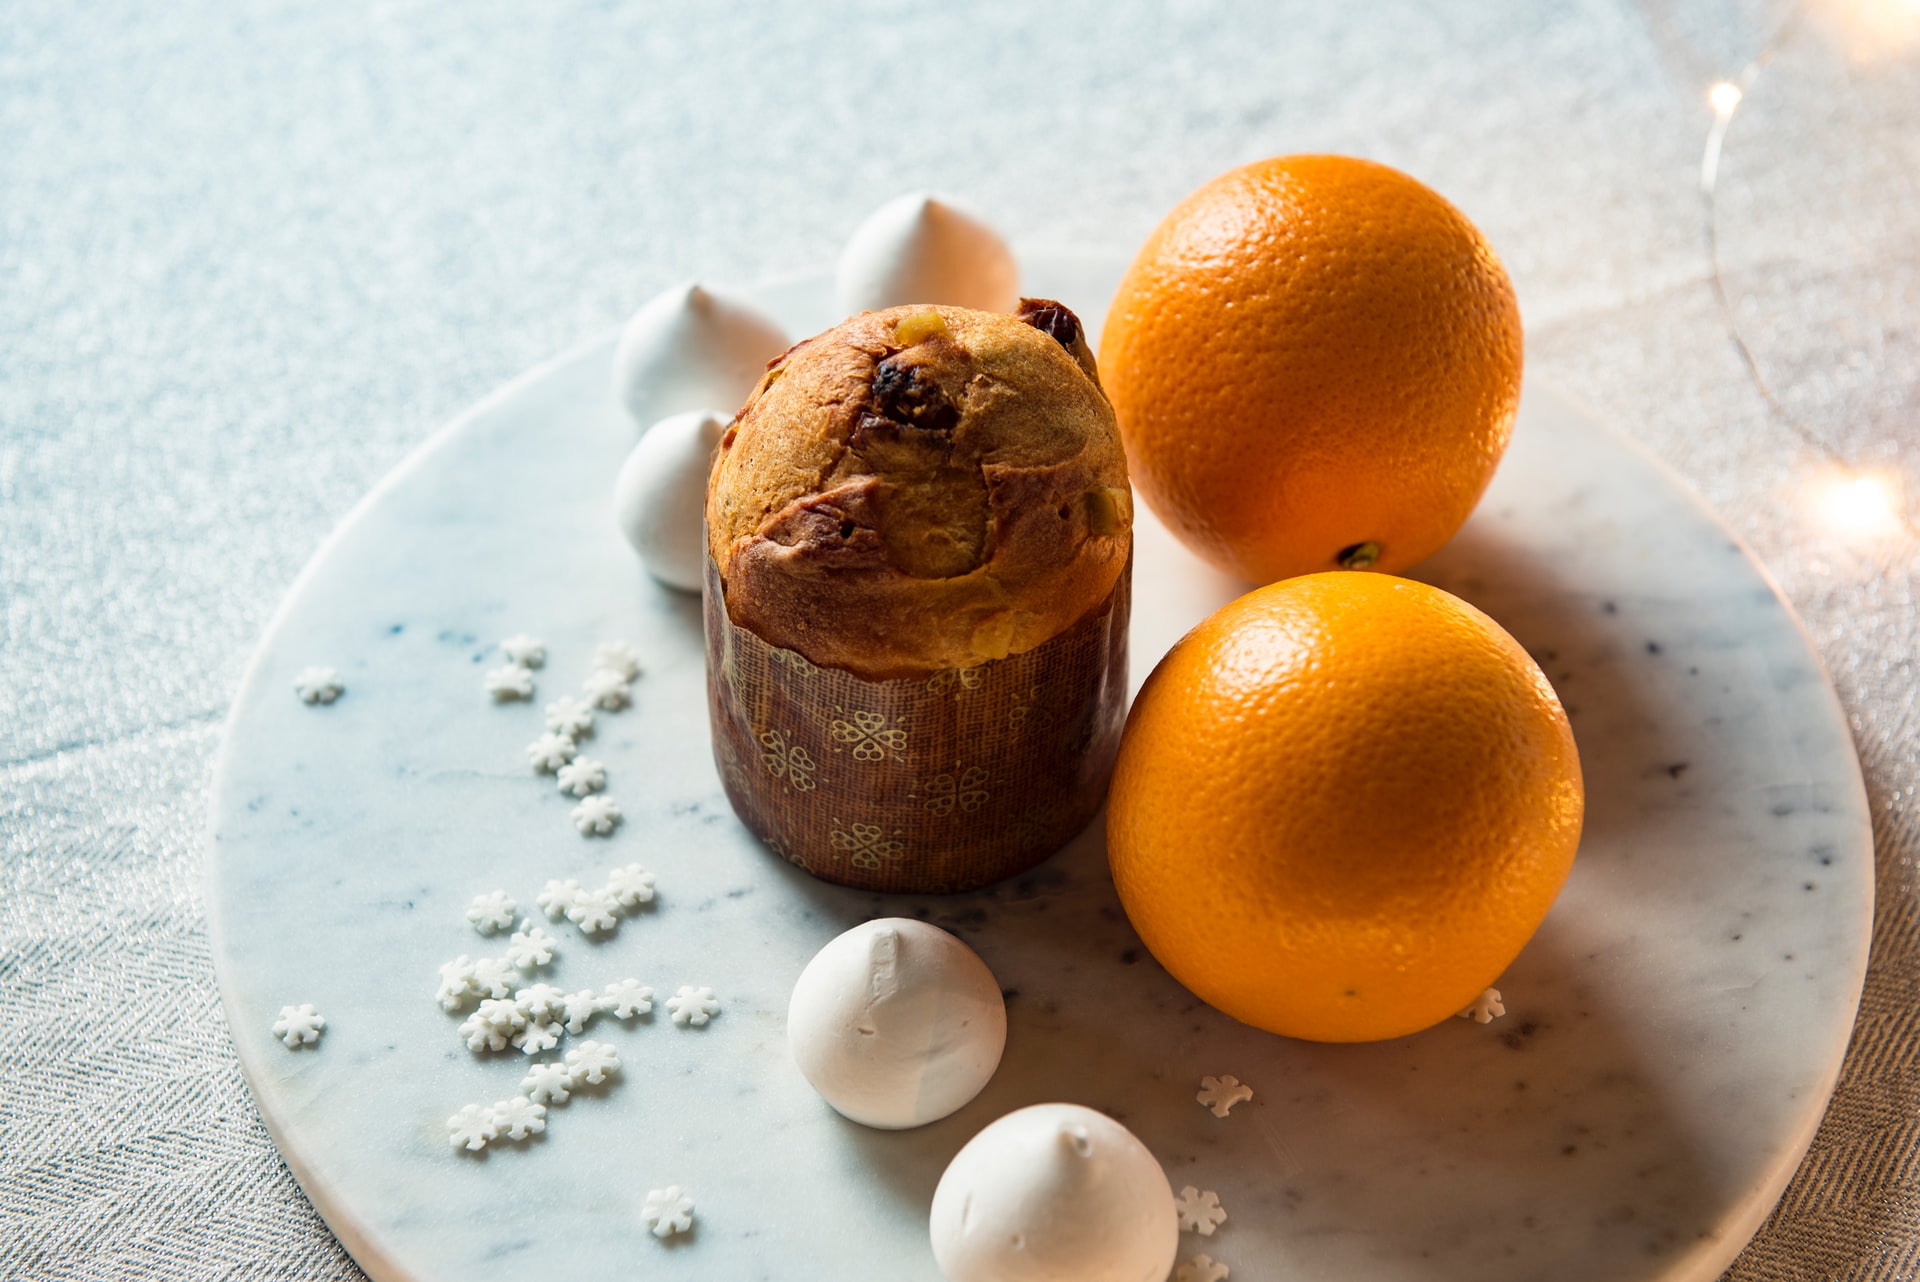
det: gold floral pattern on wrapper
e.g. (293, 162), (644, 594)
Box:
(704, 555), (1131, 894)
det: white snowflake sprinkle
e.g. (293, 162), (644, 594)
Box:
(582, 668), (632, 710)
(486, 664), (535, 700)
(665, 985), (719, 1027)
(606, 862), (656, 908)
(435, 955), (479, 1011)
(594, 641), (643, 681)
(448, 1103), (498, 1151)
(602, 979), (654, 1019)
(558, 989), (603, 1035)
(1175, 1254), (1230, 1282)
(506, 924), (558, 969)
(513, 1020), (563, 1056)
(571, 795), (621, 836)
(515, 983), (566, 1021)
(565, 1039), (621, 1085)
(556, 757), (607, 797)
(293, 667), (343, 705)
(271, 1004), (325, 1048)
(522, 1061), (574, 1105)
(1197, 1074), (1253, 1118)
(526, 731), (577, 773)
(470, 956), (518, 999)
(545, 696), (595, 738)
(476, 996), (528, 1031)
(641, 1185), (694, 1239)
(466, 890), (517, 934)
(1458, 987), (1506, 1024)
(491, 1095), (547, 1140)
(458, 1011), (510, 1053)
(500, 634), (546, 668)
(1175, 1187), (1227, 1236)
(536, 878), (583, 920)
(566, 885), (622, 933)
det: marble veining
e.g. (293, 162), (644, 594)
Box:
(206, 258), (1872, 1282)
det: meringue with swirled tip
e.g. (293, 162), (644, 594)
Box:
(835, 193), (1020, 317)
(786, 918), (1006, 1130)
(614, 408), (729, 593)
(930, 1103), (1178, 1282)
(611, 282), (789, 430)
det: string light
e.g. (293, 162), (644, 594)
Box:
(1810, 469), (1904, 542)
(1700, 77), (1749, 192)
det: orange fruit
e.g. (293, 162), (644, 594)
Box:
(1106, 572), (1582, 1042)
(1098, 155), (1523, 584)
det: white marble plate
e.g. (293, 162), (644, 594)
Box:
(208, 255), (1873, 1282)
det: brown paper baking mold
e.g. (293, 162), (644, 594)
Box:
(704, 555), (1130, 894)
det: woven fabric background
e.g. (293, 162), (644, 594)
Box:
(3, 1), (1915, 1277)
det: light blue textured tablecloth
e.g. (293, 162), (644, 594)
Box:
(4, 2), (1916, 1276)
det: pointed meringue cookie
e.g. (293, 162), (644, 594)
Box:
(611, 281), (789, 430)
(835, 193), (1020, 317)
(614, 408), (730, 593)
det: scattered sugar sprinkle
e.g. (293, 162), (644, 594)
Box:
(559, 988), (602, 1034)
(566, 1039), (621, 1085)
(642, 1185), (695, 1239)
(557, 756), (607, 796)
(665, 985), (719, 1027)
(601, 978), (654, 1019)
(506, 923), (558, 969)
(381, 642), (688, 1166)
(512, 1021), (562, 1055)
(571, 795), (622, 836)
(606, 862), (656, 908)
(526, 731), (578, 773)
(1458, 987), (1506, 1024)
(1176, 1254), (1230, 1282)
(271, 1003), (326, 1049)
(466, 890), (517, 934)
(1196, 1074), (1253, 1118)
(566, 885), (623, 933)
(545, 696), (596, 739)
(460, 1005), (522, 1044)
(448, 1103), (498, 1152)
(518, 982), (566, 1020)
(1175, 1186), (1227, 1236)
(522, 1061), (574, 1104)
(500, 634), (546, 668)
(294, 667), (344, 705)
(594, 640), (643, 681)
(486, 664), (535, 701)
(435, 956), (480, 1011)
(582, 667), (632, 710)
(491, 1095), (548, 1140)
(470, 956), (517, 998)
(536, 879), (583, 919)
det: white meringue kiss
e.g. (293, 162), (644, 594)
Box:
(836, 193), (1019, 317)
(613, 408), (729, 593)
(930, 1103), (1178, 1282)
(787, 918), (1006, 1130)
(611, 282), (788, 430)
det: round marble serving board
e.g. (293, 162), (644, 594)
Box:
(208, 254), (1873, 1282)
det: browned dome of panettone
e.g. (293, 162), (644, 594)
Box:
(705, 300), (1132, 679)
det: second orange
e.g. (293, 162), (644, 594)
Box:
(1099, 155), (1523, 584)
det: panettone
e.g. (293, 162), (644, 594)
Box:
(706, 300), (1131, 679)
(702, 298), (1133, 894)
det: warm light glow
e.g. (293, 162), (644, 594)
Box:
(1812, 470), (1904, 540)
(1709, 81), (1744, 115)
(1814, 0), (1920, 62)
